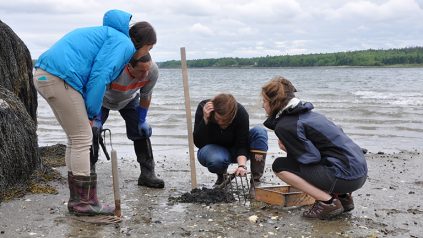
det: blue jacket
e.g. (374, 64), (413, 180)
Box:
(264, 99), (367, 180)
(35, 9), (135, 119)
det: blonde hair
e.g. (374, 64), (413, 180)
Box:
(261, 76), (297, 117)
(211, 93), (238, 127)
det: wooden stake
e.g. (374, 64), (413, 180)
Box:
(180, 47), (197, 189)
(111, 149), (122, 217)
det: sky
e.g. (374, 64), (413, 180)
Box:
(1, 0), (423, 62)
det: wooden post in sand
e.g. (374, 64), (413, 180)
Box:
(180, 47), (197, 189)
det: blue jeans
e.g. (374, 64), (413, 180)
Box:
(101, 96), (143, 141)
(197, 126), (268, 174)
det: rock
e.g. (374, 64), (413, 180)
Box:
(0, 20), (37, 121)
(0, 86), (40, 202)
(248, 215), (258, 223)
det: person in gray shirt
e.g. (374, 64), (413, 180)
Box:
(90, 53), (164, 188)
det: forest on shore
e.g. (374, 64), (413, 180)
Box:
(158, 47), (423, 68)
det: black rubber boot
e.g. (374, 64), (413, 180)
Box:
(134, 139), (165, 188)
(249, 152), (267, 198)
(213, 173), (225, 188)
(250, 152), (267, 184)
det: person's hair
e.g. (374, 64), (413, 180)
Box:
(129, 52), (151, 67)
(261, 76), (297, 117)
(211, 93), (238, 127)
(129, 21), (157, 49)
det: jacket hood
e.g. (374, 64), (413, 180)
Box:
(276, 98), (314, 118)
(263, 98), (314, 130)
(103, 9), (132, 36)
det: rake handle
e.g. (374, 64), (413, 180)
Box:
(111, 149), (121, 217)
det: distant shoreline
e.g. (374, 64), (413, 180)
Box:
(158, 47), (423, 68)
(32, 47), (423, 69)
(156, 64), (423, 69)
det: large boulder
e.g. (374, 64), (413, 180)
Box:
(0, 20), (37, 121)
(0, 21), (40, 202)
(0, 86), (40, 198)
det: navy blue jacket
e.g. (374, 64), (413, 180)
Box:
(264, 100), (367, 180)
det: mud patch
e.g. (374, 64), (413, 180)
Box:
(169, 187), (236, 205)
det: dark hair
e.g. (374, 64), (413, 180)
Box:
(211, 93), (238, 127)
(261, 76), (297, 117)
(129, 53), (151, 67)
(129, 21), (157, 49)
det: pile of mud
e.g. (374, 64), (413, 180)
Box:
(169, 187), (236, 205)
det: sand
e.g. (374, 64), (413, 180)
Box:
(0, 148), (422, 238)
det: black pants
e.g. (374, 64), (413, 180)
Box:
(101, 96), (142, 141)
(272, 156), (366, 194)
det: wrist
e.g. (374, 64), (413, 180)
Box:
(238, 165), (247, 170)
(136, 106), (148, 123)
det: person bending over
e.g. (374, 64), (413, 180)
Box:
(90, 52), (164, 188)
(34, 10), (154, 216)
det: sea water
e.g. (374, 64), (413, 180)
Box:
(36, 67), (423, 157)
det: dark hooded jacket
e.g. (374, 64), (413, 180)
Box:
(264, 99), (367, 180)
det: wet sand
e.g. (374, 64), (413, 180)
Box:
(0, 149), (422, 238)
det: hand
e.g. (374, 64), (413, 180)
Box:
(138, 121), (152, 138)
(136, 106), (151, 138)
(234, 165), (247, 177)
(90, 112), (103, 129)
(202, 101), (214, 124)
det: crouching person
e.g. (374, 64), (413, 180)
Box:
(193, 93), (268, 187)
(261, 76), (367, 219)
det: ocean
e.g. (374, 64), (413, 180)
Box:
(36, 67), (423, 156)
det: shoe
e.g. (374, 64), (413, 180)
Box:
(338, 193), (354, 212)
(68, 172), (114, 216)
(303, 199), (344, 219)
(213, 173), (226, 188)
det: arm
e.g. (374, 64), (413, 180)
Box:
(232, 105), (250, 176)
(276, 121), (321, 164)
(136, 95), (152, 138)
(136, 61), (158, 138)
(234, 105), (250, 159)
(193, 100), (211, 148)
(85, 35), (134, 118)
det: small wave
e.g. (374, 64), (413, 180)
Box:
(354, 91), (423, 106)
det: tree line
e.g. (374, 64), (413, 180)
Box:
(158, 47), (423, 68)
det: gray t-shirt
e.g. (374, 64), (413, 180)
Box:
(103, 62), (158, 110)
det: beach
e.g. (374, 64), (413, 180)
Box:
(0, 148), (422, 237)
(1, 66), (422, 237)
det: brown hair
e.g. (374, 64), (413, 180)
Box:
(129, 52), (151, 67)
(211, 93), (238, 127)
(129, 21), (157, 49)
(261, 76), (297, 117)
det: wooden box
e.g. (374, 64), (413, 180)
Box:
(254, 185), (315, 207)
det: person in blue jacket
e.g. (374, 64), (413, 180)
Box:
(261, 76), (367, 220)
(33, 9), (156, 216)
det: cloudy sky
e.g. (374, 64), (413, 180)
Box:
(1, 0), (423, 62)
